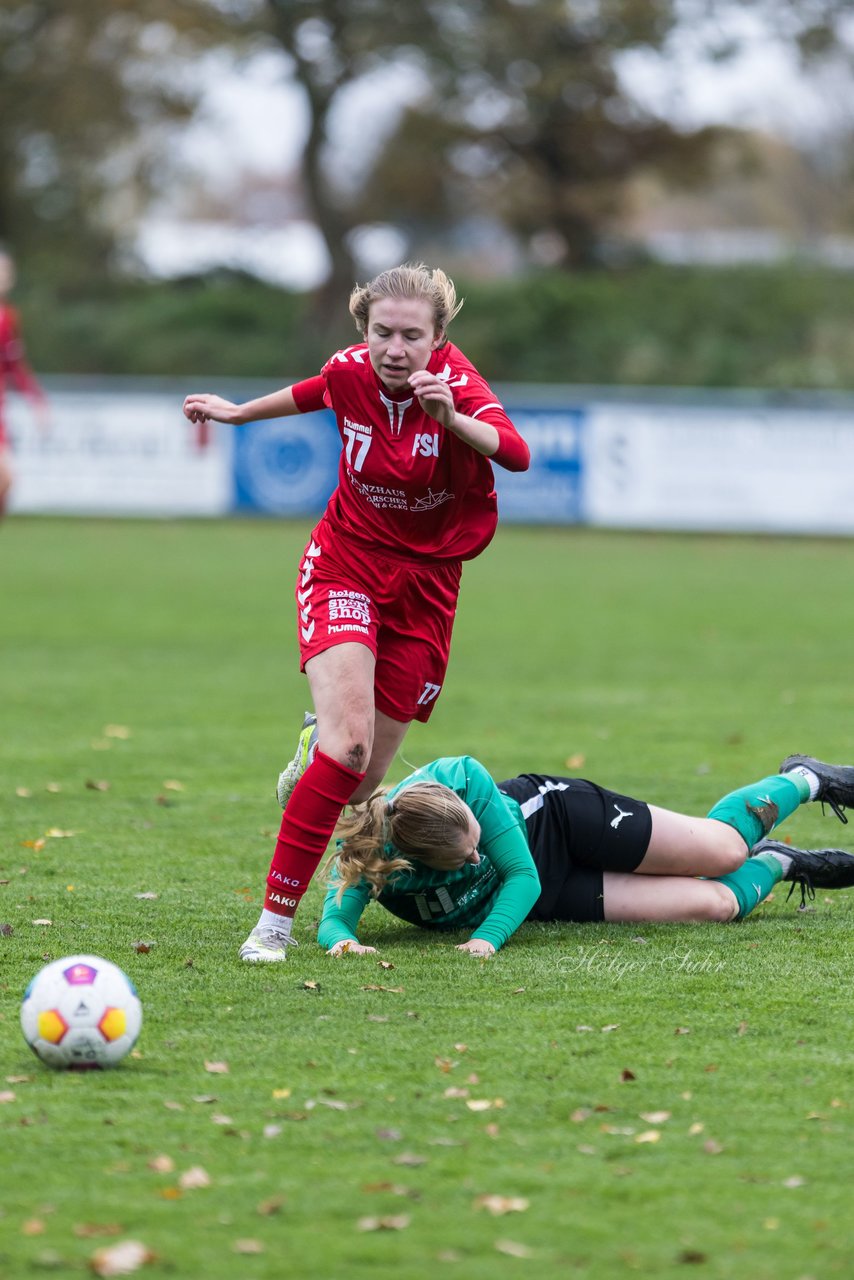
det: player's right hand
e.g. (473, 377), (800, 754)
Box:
(183, 393), (243, 425)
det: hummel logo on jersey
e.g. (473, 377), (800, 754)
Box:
(379, 390), (413, 435)
(610, 804), (633, 829)
(436, 363), (470, 389)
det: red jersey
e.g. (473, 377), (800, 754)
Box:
(0, 303), (45, 443)
(291, 341), (528, 562)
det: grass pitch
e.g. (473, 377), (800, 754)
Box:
(1, 517), (853, 1279)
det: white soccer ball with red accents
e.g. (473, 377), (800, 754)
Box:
(20, 954), (142, 1070)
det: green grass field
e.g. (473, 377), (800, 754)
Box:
(1, 517), (853, 1279)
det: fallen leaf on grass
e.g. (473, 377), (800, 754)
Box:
(132, 941), (154, 953)
(90, 1240), (154, 1277)
(676, 1250), (708, 1264)
(32, 919), (52, 927)
(495, 1239), (533, 1258)
(375, 1128), (403, 1142)
(361, 1181), (415, 1197)
(0, 1091), (17, 1104)
(0, 924), (13, 937)
(392, 1153), (427, 1167)
(377, 960), (395, 970)
(565, 753), (586, 769)
(45, 828), (75, 838)
(257, 1196), (286, 1216)
(134, 892), (158, 900)
(45, 782), (62, 793)
(474, 1195), (529, 1216)
(21, 839), (45, 851)
(357, 1215), (410, 1232)
(688, 1123), (705, 1136)
(179, 1167), (211, 1190)
(147, 1155), (174, 1173)
(21, 1219), (45, 1235)
(444, 1087), (469, 1099)
(639, 1111), (671, 1124)
(466, 1099), (504, 1112)
(232, 1239), (264, 1254)
(86, 780), (111, 792)
(204, 1061), (229, 1075)
(782, 1175), (806, 1188)
(601, 1024), (620, 1033)
(272, 1088), (292, 1100)
(162, 780), (185, 792)
(674, 1027), (691, 1036)
(435, 1057), (457, 1073)
(16, 787), (32, 798)
(104, 725), (132, 739)
(6, 1075), (31, 1085)
(703, 1139), (724, 1155)
(360, 984), (404, 993)
(634, 1130), (661, 1144)
(620, 1070), (636, 1082)
(302, 980), (320, 991)
(73, 1223), (123, 1239)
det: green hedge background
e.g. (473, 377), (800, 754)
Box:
(18, 264), (854, 390)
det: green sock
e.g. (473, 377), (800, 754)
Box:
(706, 773), (808, 847)
(712, 852), (784, 920)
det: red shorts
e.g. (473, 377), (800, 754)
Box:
(294, 518), (462, 723)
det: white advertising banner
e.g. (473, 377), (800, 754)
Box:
(7, 389), (231, 516)
(6, 381), (854, 535)
(584, 405), (854, 534)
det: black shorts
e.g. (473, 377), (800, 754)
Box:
(497, 775), (652, 924)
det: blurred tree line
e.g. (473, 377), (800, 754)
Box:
(1, 0), (852, 385)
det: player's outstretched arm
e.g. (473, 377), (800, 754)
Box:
(183, 386), (302, 426)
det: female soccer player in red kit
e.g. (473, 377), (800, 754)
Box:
(183, 264), (530, 960)
(0, 249), (49, 519)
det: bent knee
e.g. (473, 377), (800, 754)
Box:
(703, 829), (748, 877)
(697, 883), (739, 923)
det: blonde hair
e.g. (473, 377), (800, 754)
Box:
(348, 263), (464, 340)
(328, 781), (474, 899)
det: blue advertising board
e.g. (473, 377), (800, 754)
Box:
(493, 406), (586, 523)
(232, 403), (587, 524)
(232, 412), (340, 514)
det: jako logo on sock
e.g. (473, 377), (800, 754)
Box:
(268, 892), (298, 909)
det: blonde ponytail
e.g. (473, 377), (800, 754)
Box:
(328, 781), (474, 899)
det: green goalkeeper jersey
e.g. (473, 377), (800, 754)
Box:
(317, 756), (542, 952)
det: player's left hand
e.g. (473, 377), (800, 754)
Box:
(456, 939), (496, 956)
(327, 940), (377, 956)
(408, 369), (455, 429)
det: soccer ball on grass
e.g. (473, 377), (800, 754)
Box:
(20, 954), (142, 1070)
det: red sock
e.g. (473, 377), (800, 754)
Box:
(264, 749), (365, 918)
